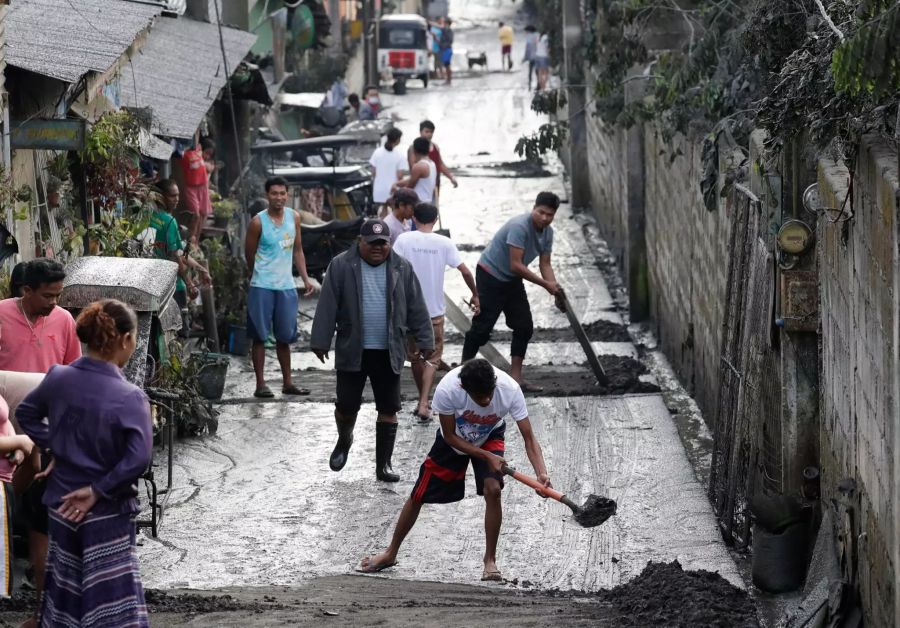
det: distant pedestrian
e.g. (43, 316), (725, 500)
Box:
(346, 93), (361, 122)
(244, 176), (315, 399)
(429, 19), (445, 79)
(395, 137), (437, 203)
(462, 192), (564, 392)
(180, 135), (215, 243)
(369, 128), (406, 216)
(535, 30), (550, 90)
(383, 189), (417, 243)
(358, 85), (381, 120)
(498, 22), (514, 70)
(311, 219), (434, 483)
(358, 358), (551, 581)
(393, 202), (480, 421)
(18, 299), (153, 628)
(523, 25), (538, 89)
(407, 120), (458, 204)
(439, 18), (454, 85)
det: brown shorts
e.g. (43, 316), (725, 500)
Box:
(407, 315), (445, 363)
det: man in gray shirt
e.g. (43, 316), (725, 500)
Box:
(311, 219), (434, 482)
(462, 191), (563, 392)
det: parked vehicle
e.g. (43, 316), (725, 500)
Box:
(378, 14), (430, 90)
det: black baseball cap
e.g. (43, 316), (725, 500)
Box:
(360, 219), (391, 243)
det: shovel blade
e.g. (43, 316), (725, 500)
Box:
(573, 495), (617, 528)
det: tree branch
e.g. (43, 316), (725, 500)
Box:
(813, 0), (845, 42)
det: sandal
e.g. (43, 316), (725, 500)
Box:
(282, 384), (311, 396)
(519, 381), (544, 393)
(254, 386), (274, 398)
(412, 410), (432, 423)
(481, 568), (503, 581)
(356, 556), (398, 573)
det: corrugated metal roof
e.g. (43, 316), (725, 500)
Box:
(120, 15), (257, 140)
(6, 0), (163, 82)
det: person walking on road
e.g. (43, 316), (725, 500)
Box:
(498, 22), (514, 71)
(311, 219), (434, 482)
(18, 299), (153, 628)
(358, 358), (551, 581)
(462, 192), (564, 392)
(393, 202), (480, 421)
(439, 18), (454, 85)
(369, 128), (406, 216)
(244, 176), (315, 399)
(383, 188), (416, 242)
(395, 138), (437, 203)
(523, 25), (538, 89)
(535, 30), (550, 90)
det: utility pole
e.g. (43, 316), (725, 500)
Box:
(329, 0), (342, 56)
(561, 0), (588, 208)
(363, 0), (377, 86)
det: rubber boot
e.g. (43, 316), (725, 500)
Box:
(329, 412), (356, 472)
(375, 421), (400, 483)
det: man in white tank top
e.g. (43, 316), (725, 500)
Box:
(392, 137), (436, 203)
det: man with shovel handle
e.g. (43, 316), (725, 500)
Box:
(359, 358), (551, 581)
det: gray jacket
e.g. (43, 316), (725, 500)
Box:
(310, 246), (434, 373)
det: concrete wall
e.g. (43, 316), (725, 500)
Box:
(817, 136), (898, 627)
(642, 129), (734, 421)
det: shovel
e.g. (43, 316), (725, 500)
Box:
(502, 464), (617, 528)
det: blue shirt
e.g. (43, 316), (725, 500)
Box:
(361, 261), (388, 349)
(251, 209), (296, 291)
(479, 213), (554, 281)
(17, 357), (153, 515)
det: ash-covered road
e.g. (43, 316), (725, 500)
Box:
(130, 0), (744, 623)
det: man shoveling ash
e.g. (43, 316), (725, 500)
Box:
(462, 191), (565, 392)
(358, 358), (551, 580)
(310, 219), (435, 482)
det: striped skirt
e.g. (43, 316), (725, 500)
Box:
(41, 510), (149, 627)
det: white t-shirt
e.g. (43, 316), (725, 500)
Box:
(369, 145), (406, 203)
(383, 212), (411, 244)
(393, 231), (462, 317)
(432, 366), (528, 449)
(536, 34), (549, 58)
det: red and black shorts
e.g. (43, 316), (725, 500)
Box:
(411, 426), (506, 504)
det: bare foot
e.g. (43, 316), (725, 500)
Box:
(357, 551), (398, 573)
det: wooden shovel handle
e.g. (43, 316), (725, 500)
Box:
(502, 464), (564, 502)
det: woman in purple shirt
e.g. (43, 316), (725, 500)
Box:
(18, 299), (153, 628)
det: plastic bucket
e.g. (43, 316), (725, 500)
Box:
(227, 324), (250, 356)
(191, 352), (230, 400)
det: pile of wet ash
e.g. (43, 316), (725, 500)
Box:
(596, 561), (758, 627)
(443, 319), (631, 345)
(145, 590), (289, 613)
(596, 355), (661, 395)
(0, 590), (36, 613)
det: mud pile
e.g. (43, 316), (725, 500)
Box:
(596, 561), (758, 627)
(145, 590), (287, 613)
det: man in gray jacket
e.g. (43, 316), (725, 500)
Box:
(311, 219), (434, 482)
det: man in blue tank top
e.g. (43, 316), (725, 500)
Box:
(244, 176), (315, 398)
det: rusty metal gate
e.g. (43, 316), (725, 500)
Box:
(708, 185), (783, 549)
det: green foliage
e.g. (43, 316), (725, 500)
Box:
(201, 237), (249, 325)
(832, 1), (900, 97)
(152, 344), (219, 436)
(515, 122), (568, 162)
(531, 89), (568, 115)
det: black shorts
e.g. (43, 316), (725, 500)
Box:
(335, 349), (401, 416)
(411, 426), (506, 504)
(20, 478), (48, 536)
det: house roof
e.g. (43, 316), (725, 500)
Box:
(6, 0), (163, 83)
(120, 15), (257, 140)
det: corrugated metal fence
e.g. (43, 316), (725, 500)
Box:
(708, 184), (783, 549)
